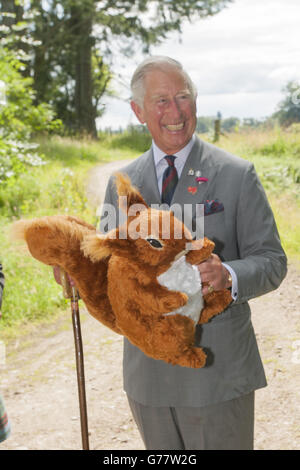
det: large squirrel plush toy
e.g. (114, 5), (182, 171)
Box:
(12, 173), (232, 368)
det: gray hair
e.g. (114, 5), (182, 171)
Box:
(130, 56), (198, 108)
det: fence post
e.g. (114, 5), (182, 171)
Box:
(213, 111), (222, 142)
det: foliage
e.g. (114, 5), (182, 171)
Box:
(0, 46), (61, 184)
(196, 115), (266, 135)
(273, 80), (300, 127)
(208, 128), (300, 261)
(105, 126), (152, 153)
(0, 131), (148, 219)
(221, 116), (240, 132)
(286, 122), (300, 133)
(0, 0), (232, 136)
(215, 128), (300, 195)
(0, 220), (67, 333)
(196, 116), (215, 133)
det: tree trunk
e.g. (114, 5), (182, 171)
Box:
(1, 0), (16, 26)
(71, 6), (97, 138)
(1, 0), (31, 77)
(75, 37), (97, 138)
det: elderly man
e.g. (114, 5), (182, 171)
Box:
(101, 56), (287, 450)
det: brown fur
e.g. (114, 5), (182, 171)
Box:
(12, 174), (232, 368)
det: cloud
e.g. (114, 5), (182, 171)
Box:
(98, 0), (300, 128)
(193, 62), (284, 95)
(196, 91), (283, 119)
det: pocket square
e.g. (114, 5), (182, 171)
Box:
(203, 199), (224, 216)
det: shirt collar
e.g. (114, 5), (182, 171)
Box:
(152, 134), (195, 168)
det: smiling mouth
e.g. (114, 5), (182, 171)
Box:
(165, 122), (185, 131)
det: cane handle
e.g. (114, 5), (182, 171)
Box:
(59, 268), (73, 299)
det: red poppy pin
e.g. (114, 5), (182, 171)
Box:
(188, 186), (197, 195)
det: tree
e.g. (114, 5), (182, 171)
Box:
(222, 117), (240, 132)
(0, 47), (61, 184)
(1, 0), (233, 137)
(196, 116), (212, 133)
(274, 81), (300, 127)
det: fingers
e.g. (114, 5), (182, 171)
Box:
(197, 255), (216, 295)
(197, 254), (231, 295)
(53, 266), (76, 287)
(53, 266), (62, 285)
(201, 283), (214, 296)
(197, 254), (217, 281)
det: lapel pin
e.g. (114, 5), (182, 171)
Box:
(188, 186), (197, 195)
(188, 168), (195, 176)
(195, 170), (202, 177)
(196, 177), (208, 184)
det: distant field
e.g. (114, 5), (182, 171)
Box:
(217, 129), (300, 262)
(0, 128), (299, 335)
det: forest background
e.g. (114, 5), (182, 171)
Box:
(0, 0), (299, 338)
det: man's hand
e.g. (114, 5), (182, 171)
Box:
(53, 266), (76, 287)
(197, 254), (232, 295)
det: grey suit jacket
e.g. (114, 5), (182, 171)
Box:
(100, 136), (287, 407)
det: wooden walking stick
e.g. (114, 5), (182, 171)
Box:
(59, 268), (89, 450)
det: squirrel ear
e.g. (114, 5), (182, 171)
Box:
(114, 172), (148, 214)
(81, 233), (113, 262)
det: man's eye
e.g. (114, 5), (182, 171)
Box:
(146, 238), (163, 249)
(177, 94), (189, 100)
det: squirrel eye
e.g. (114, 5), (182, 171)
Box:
(146, 238), (163, 249)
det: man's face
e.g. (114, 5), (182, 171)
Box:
(131, 67), (197, 154)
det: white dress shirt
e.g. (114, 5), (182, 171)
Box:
(151, 135), (238, 301)
(153, 135), (195, 193)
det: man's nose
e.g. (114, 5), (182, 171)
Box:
(168, 98), (183, 118)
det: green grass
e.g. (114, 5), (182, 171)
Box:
(270, 197), (300, 262)
(0, 128), (299, 337)
(38, 134), (143, 166)
(215, 128), (300, 191)
(0, 218), (68, 337)
(215, 128), (300, 262)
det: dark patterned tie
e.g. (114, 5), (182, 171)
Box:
(161, 155), (178, 205)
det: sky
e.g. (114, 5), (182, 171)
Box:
(97, 0), (300, 130)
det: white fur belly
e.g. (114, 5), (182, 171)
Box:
(157, 256), (203, 323)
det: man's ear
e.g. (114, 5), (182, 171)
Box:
(130, 100), (145, 124)
(81, 233), (113, 262)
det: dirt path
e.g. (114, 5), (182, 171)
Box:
(1, 160), (299, 450)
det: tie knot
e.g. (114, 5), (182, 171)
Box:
(164, 155), (176, 167)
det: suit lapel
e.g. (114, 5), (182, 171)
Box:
(172, 137), (214, 206)
(135, 137), (217, 208)
(135, 148), (161, 205)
